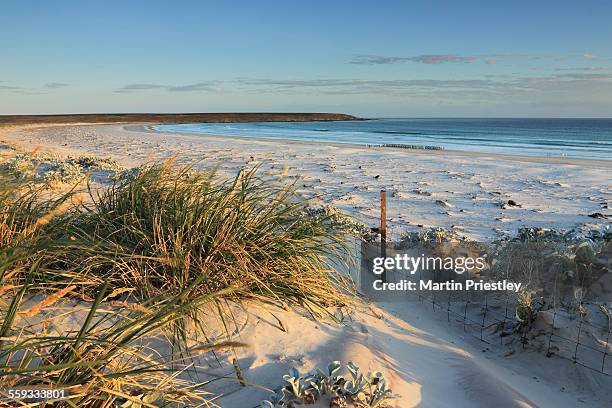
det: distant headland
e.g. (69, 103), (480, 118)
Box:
(0, 112), (361, 125)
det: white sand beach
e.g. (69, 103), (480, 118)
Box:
(1, 123), (611, 407)
(2, 123), (609, 242)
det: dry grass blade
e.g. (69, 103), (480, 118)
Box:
(20, 284), (76, 318)
(189, 341), (249, 354)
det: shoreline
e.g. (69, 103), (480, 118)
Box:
(136, 124), (612, 169)
(1, 122), (609, 242)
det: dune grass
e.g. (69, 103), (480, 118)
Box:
(0, 160), (357, 406)
(1, 281), (222, 406)
(50, 162), (355, 309)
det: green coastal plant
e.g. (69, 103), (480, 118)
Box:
(515, 288), (543, 328)
(306, 206), (370, 237)
(260, 361), (397, 408)
(398, 227), (462, 246)
(489, 225), (611, 313)
(0, 152), (122, 185)
(511, 226), (611, 243)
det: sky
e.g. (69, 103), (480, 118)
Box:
(1, 0), (612, 117)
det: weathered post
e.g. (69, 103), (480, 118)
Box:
(380, 190), (387, 283)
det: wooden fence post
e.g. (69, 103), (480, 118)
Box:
(380, 190), (387, 283)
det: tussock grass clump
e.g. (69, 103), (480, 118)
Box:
(58, 162), (354, 312)
(0, 278), (233, 407)
(0, 173), (59, 248)
(0, 160), (358, 406)
(0, 160), (354, 310)
(0, 170), (77, 290)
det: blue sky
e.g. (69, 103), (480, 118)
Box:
(1, 0), (611, 117)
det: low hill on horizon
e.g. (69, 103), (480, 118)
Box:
(0, 112), (361, 125)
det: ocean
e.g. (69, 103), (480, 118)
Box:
(154, 118), (612, 160)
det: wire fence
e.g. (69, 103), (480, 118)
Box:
(354, 189), (612, 378)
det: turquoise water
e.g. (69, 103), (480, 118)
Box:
(154, 118), (612, 160)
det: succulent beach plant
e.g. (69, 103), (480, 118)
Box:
(490, 226), (611, 311)
(511, 225), (611, 243)
(260, 361), (397, 408)
(306, 206), (370, 238)
(398, 227), (462, 246)
(0, 151), (123, 185)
